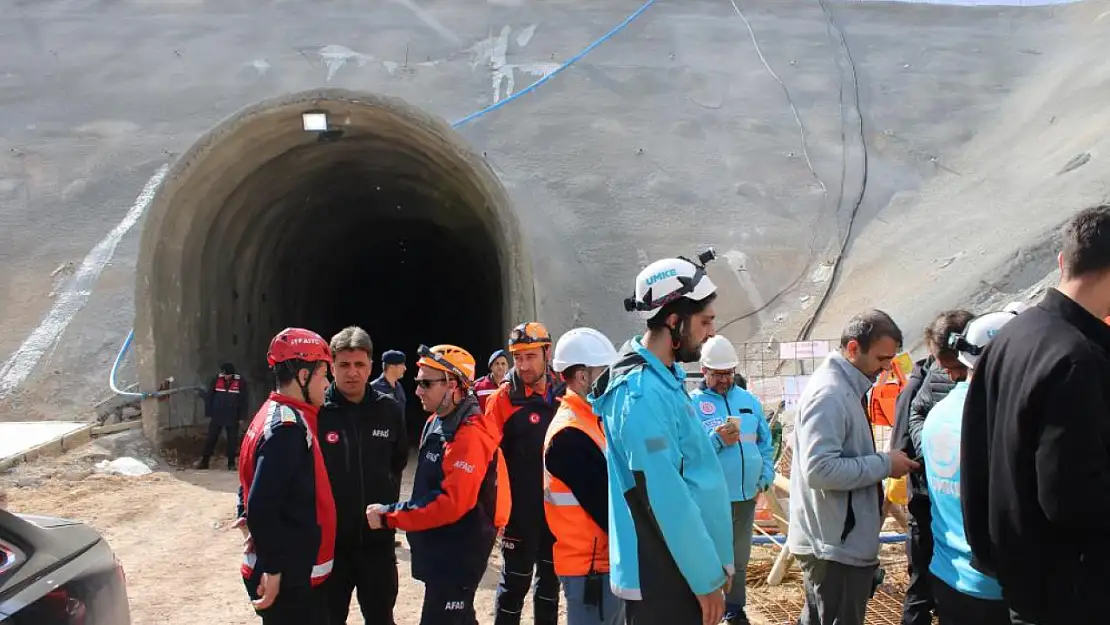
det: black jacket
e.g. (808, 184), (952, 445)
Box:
(962, 288), (1110, 621)
(891, 356), (928, 458)
(318, 384), (408, 548)
(371, 374), (408, 416)
(905, 362), (956, 499)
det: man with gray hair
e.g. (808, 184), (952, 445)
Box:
(787, 309), (919, 625)
(317, 326), (408, 625)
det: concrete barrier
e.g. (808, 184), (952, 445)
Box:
(0, 422), (96, 472)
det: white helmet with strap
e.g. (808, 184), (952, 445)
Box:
(949, 310), (1018, 369)
(624, 249), (718, 320)
(552, 327), (619, 373)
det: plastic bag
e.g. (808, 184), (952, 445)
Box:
(94, 457), (153, 476)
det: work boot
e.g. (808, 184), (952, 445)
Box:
(195, 457), (210, 470)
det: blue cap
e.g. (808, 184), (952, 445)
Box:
(382, 350), (406, 365)
(488, 349), (507, 368)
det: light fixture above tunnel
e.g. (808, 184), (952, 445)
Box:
(301, 110), (328, 132)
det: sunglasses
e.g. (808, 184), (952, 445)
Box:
(415, 377), (448, 389)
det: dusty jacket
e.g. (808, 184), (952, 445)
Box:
(962, 288), (1110, 621)
(787, 351), (891, 567)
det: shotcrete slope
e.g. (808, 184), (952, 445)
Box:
(810, 0), (1110, 343)
(0, 0), (1094, 421)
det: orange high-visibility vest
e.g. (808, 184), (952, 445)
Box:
(542, 390), (609, 577)
(869, 361), (906, 427)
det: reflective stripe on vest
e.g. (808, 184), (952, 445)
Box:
(242, 552), (333, 583)
(542, 391), (609, 576)
(215, 374), (241, 393)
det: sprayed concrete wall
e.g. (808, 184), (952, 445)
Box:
(0, 0), (1098, 430)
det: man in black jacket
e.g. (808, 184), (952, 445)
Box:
(963, 205), (1110, 625)
(318, 327), (408, 625)
(893, 310), (972, 625)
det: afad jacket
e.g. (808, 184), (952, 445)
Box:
(318, 384), (408, 548)
(691, 383), (774, 502)
(382, 395), (500, 587)
(590, 337), (733, 601)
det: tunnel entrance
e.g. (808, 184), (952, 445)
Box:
(134, 89), (532, 446)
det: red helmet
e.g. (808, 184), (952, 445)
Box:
(267, 328), (333, 367)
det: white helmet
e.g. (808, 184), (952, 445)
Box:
(1002, 301), (1030, 315)
(552, 327), (619, 373)
(700, 335), (739, 370)
(625, 249), (718, 320)
(951, 310), (1018, 369)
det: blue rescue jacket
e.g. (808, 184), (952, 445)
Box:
(691, 384), (773, 502)
(590, 337), (733, 601)
(923, 382), (1004, 601)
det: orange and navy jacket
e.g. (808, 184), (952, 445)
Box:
(543, 389), (610, 577)
(473, 375), (499, 413)
(237, 392), (336, 588)
(484, 369), (564, 539)
(383, 395), (500, 586)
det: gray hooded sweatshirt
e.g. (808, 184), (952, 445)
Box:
(786, 351), (892, 567)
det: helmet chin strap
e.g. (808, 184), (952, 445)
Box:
(298, 365), (316, 404)
(669, 317), (687, 353)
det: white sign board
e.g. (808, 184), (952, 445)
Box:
(779, 340), (831, 361)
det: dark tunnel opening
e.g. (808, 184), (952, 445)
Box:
(135, 90), (533, 446)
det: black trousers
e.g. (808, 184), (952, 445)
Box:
(244, 577), (328, 625)
(201, 420), (238, 465)
(420, 583), (479, 625)
(626, 591), (701, 625)
(323, 543), (399, 624)
(902, 496), (935, 625)
(931, 576), (1009, 625)
(494, 525), (560, 625)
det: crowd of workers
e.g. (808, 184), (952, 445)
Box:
(227, 204), (1110, 625)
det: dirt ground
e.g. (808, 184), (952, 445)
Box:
(0, 433), (912, 625)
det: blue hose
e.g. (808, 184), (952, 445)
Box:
(450, 0), (658, 128)
(109, 0), (659, 398)
(110, 329), (145, 398)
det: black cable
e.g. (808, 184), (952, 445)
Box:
(715, 0), (856, 334)
(797, 0), (869, 341)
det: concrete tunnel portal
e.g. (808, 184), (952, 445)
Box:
(134, 89), (534, 446)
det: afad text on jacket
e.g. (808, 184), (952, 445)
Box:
(238, 392), (337, 588)
(318, 383), (408, 548)
(383, 395), (500, 587)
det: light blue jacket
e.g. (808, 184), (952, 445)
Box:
(923, 382), (1003, 600)
(590, 337), (734, 600)
(691, 384), (774, 502)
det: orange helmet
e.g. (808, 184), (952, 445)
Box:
(417, 344), (477, 388)
(508, 322), (552, 354)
